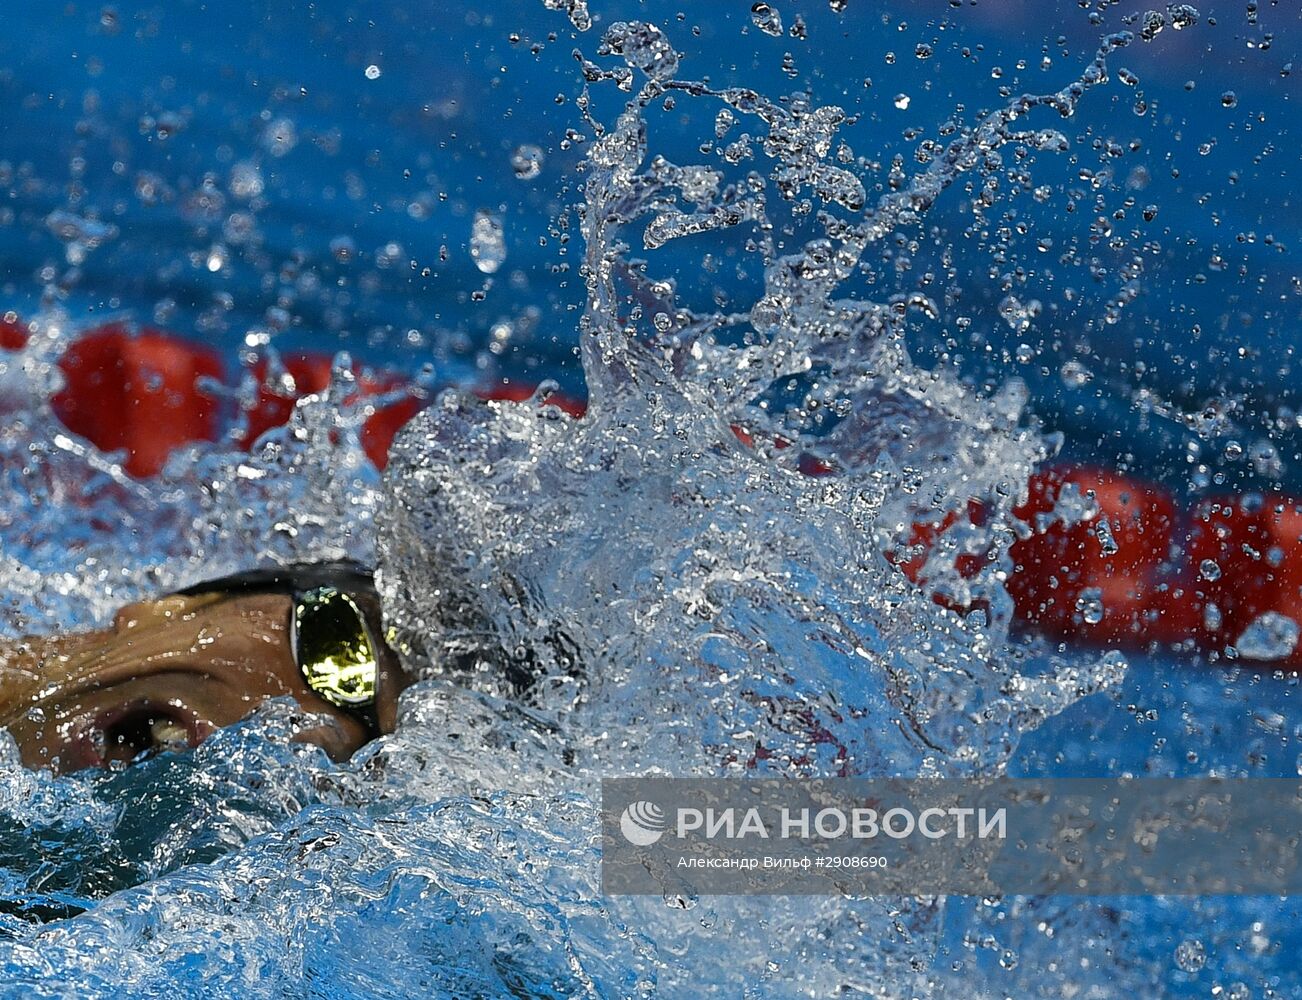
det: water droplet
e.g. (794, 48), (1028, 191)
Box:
(750, 3), (783, 37)
(999, 295), (1040, 333)
(1221, 90), (1238, 108)
(602, 21), (680, 82)
(327, 235), (355, 264)
(893, 93), (911, 111)
(364, 64), (381, 80)
(1169, 4), (1200, 30)
(1174, 938), (1207, 973)
(1235, 612), (1299, 661)
(1199, 559), (1222, 581)
(470, 210), (507, 274)
(1060, 360), (1091, 388)
(1138, 10), (1166, 41)
(915, 44), (933, 60)
(828, 0), (848, 11)
(543, 0), (592, 31)
(230, 161), (264, 199)
(262, 117), (297, 158)
(1094, 518), (1119, 557)
(1076, 588), (1105, 626)
(510, 144), (545, 180)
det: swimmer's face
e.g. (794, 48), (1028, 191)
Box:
(0, 587), (413, 773)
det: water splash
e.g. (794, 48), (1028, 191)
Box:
(1, 5), (1274, 998)
(380, 12), (1164, 782)
(368, 10), (1199, 994)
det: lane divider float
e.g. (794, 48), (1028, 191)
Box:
(2, 318), (1298, 669)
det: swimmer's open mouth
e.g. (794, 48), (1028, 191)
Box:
(83, 701), (207, 770)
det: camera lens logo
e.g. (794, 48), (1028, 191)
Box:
(619, 800), (667, 846)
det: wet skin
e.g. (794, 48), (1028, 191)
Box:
(0, 591), (412, 773)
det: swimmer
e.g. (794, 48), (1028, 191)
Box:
(0, 562), (414, 773)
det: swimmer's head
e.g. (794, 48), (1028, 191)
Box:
(0, 562), (416, 773)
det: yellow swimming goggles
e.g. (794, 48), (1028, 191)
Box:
(291, 585), (380, 717)
(181, 561), (387, 736)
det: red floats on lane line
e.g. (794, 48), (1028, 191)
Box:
(1006, 467), (1179, 645)
(9, 322), (1302, 668)
(1182, 496), (1302, 660)
(2, 324), (432, 474)
(0, 314), (27, 350)
(52, 325), (224, 478)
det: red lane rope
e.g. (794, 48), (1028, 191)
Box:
(3, 318), (1298, 669)
(1009, 467), (1302, 669)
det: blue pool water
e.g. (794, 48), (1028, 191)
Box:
(0, 2), (1298, 997)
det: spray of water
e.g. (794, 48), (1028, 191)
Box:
(378, 12), (1161, 781)
(0, 5), (1248, 997)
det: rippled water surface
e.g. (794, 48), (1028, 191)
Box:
(0, 2), (1298, 997)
